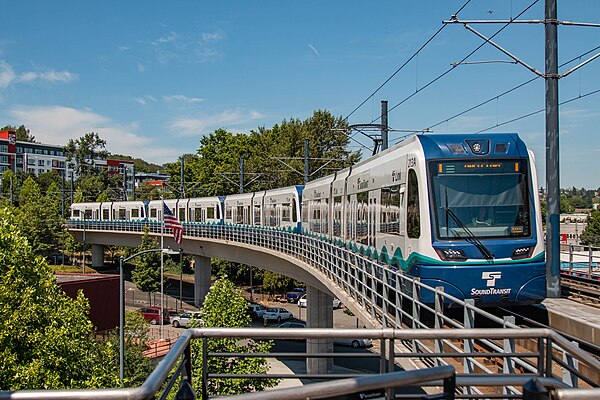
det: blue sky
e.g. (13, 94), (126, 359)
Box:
(0, 1), (599, 188)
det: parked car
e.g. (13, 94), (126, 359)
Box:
(247, 304), (267, 320)
(170, 311), (202, 328)
(140, 307), (170, 325)
(262, 307), (293, 322)
(335, 338), (373, 348)
(297, 294), (342, 309)
(276, 321), (372, 348)
(285, 288), (305, 303)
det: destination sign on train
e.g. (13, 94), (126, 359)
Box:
(436, 160), (521, 174)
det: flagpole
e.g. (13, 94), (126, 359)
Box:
(160, 198), (164, 340)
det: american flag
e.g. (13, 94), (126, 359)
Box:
(163, 201), (184, 244)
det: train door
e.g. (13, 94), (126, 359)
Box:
(406, 167), (421, 255)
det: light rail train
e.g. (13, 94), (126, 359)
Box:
(71, 133), (546, 306)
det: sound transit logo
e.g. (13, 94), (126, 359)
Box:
(471, 271), (511, 296)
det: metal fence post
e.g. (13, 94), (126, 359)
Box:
(434, 287), (445, 367)
(202, 338), (208, 400)
(463, 299), (475, 397)
(503, 316), (516, 397)
(562, 341), (579, 387)
(412, 279), (421, 354)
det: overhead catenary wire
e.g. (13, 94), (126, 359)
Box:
(425, 44), (600, 131)
(343, 0), (473, 122)
(376, 0), (541, 125)
(475, 87), (600, 133)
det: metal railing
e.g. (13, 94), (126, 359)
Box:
(2, 327), (600, 399)
(560, 243), (600, 279)
(66, 221), (600, 394)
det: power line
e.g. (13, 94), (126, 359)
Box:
(343, 0), (473, 122)
(425, 44), (600, 131)
(475, 87), (600, 133)
(375, 0), (540, 124)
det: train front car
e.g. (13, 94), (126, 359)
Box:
(417, 134), (546, 306)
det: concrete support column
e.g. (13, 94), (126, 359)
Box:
(91, 244), (105, 270)
(306, 285), (334, 374)
(194, 255), (211, 307)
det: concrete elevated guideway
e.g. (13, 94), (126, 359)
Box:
(70, 223), (377, 375)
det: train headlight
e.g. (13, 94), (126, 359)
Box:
(435, 248), (467, 262)
(511, 246), (533, 260)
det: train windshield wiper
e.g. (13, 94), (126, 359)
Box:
(445, 207), (495, 261)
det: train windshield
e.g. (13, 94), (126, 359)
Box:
(430, 159), (531, 240)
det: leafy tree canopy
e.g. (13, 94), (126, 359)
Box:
(130, 227), (161, 298)
(65, 132), (109, 177)
(194, 277), (278, 395)
(110, 154), (164, 174)
(1, 124), (36, 142)
(0, 206), (118, 389)
(581, 209), (600, 246)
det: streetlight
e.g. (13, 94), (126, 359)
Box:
(119, 247), (179, 383)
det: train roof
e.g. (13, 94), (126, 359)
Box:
(416, 133), (529, 159)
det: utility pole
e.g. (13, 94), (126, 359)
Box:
(381, 100), (389, 151)
(123, 167), (128, 201)
(304, 139), (310, 184)
(545, 0), (560, 298)
(61, 172), (65, 219)
(239, 158), (244, 194)
(180, 156), (185, 199)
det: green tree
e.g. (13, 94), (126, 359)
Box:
(17, 177), (64, 255)
(193, 277), (278, 395)
(130, 227), (161, 305)
(0, 206), (118, 389)
(262, 271), (295, 296)
(106, 310), (153, 386)
(110, 154), (164, 174)
(581, 210), (600, 246)
(1, 124), (36, 142)
(65, 132), (109, 177)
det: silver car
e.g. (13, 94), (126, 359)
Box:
(170, 311), (202, 328)
(262, 307), (293, 322)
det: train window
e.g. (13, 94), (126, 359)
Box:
(235, 206), (242, 224)
(226, 206), (232, 220)
(103, 209), (109, 220)
(357, 192), (369, 245)
(333, 196), (342, 237)
(73, 209), (80, 218)
(207, 207), (214, 220)
(301, 201), (308, 225)
(282, 203), (291, 222)
(150, 208), (157, 218)
(254, 205), (261, 225)
(179, 208), (186, 222)
(132, 209), (139, 218)
(118, 209), (126, 220)
(381, 186), (400, 235)
(430, 159), (531, 239)
(407, 170), (420, 239)
(291, 201), (297, 223)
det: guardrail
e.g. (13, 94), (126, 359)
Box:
(66, 221), (600, 393)
(2, 327), (599, 399)
(560, 243), (600, 280)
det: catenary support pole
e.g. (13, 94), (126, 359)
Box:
(381, 100), (388, 151)
(545, 0), (561, 298)
(304, 138), (309, 184)
(240, 157), (244, 194)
